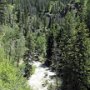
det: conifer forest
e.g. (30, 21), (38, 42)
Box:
(0, 0), (90, 90)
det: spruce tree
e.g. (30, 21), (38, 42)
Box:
(73, 22), (90, 90)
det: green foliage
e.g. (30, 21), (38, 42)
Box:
(2, 25), (27, 65)
(36, 35), (46, 54)
(0, 0), (90, 90)
(0, 63), (30, 90)
(0, 48), (30, 90)
(31, 65), (36, 75)
(0, 47), (5, 62)
(51, 8), (90, 90)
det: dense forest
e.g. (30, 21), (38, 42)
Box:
(0, 0), (90, 90)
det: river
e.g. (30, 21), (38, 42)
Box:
(28, 61), (57, 90)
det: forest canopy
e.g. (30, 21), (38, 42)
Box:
(0, 0), (90, 90)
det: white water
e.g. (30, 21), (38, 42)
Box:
(28, 61), (56, 90)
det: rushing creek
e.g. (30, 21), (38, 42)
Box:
(28, 61), (57, 90)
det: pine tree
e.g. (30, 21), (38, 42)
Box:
(73, 22), (90, 90)
(0, 0), (7, 24)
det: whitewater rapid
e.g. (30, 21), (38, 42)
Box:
(28, 61), (56, 90)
